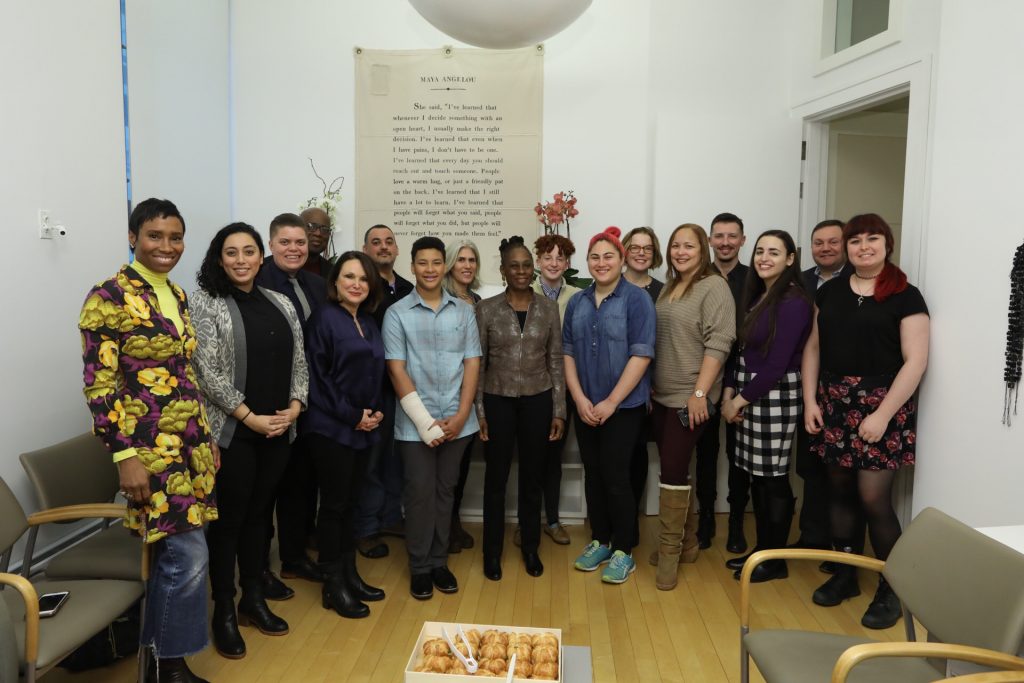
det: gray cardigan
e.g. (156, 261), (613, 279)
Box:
(191, 286), (309, 447)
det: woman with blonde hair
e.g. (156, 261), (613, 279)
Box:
(443, 239), (482, 552)
(649, 223), (736, 590)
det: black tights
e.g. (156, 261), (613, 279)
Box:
(827, 465), (901, 560)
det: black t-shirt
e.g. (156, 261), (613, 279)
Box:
(816, 278), (928, 376)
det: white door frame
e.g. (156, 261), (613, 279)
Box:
(793, 57), (934, 526)
(795, 56), (933, 288)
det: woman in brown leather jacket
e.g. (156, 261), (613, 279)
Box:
(475, 236), (566, 581)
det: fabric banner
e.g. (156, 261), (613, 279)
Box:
(354, 46), (543, 284)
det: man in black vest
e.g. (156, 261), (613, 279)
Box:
(254, 213), (327, 598)
(696, 212), (751, 553)
(353, 224), (414, 558)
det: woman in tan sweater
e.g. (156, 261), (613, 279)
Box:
(649, 224), (736, 590)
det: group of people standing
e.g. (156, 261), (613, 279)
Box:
(79, 198), (928, 682)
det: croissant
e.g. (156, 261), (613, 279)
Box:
(532, 661), (559, 680)
(511, 658), (533, 678)
(464, 629), (482, 647)
(509, 641), (532, 660)
(478, 657), (508, 674)
(531, 632), (559, 649)
(532, 645), (558, 664)
(420, 655), (452, 673)
(481, 629), (509, 646)
(479, 642), (507, 660)
(422, 638), (450, 657)
(448, 659), (469, 675)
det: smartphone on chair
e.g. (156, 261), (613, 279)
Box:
(38, 591), (70, 618)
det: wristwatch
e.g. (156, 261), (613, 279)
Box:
(694, 389), (706, 399)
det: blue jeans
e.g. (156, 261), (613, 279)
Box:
(352, 395), (404, 539)
(141, 528), (209, 658)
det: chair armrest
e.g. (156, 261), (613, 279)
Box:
(831, 642), (1024, 683)
(26, 503), (126, 526)
(0, 572), (39, 665)
(739, 549), (886, 628)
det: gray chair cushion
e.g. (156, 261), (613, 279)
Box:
(19, 434), (119, 511)
(44, 525), (142, 581)
(0, 481), (28, 554)
(745, 630), (945, 683)
(2, 578), (143, 672)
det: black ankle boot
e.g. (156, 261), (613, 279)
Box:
(812, 545), (861, 606)
(696, 509), (715, 549)
(725, 548), (761, 571)
(861, 577), (902, 629)
(211, 600), (246, 659)
(726, 511), (747, 554)
(342, 552), (385, 602)
(151, 657), (210, 683)
(735, 558), (788, 583)
(322, 571), (370, 618)
(238, 582), (289, 635)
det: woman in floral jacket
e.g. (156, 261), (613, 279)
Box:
(80, 198), (217, 683)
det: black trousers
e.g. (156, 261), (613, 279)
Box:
(542, 394), (574, 525)
(305, 433), (369, 570)
(628, 408), (653, 546)
(795, 422), (831, 547)
(482, 391), (553, 557)
(270, 435), (318, 564)
(575, 406), (645, 554)
(451, 434), (477, 519)
(208, 434), (290, 600)
(694, 412), (750, 514)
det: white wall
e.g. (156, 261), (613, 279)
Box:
(0, 3), (127, 512)
(912, 0), (1024, 527)
(126, 0), (232, 291)
(230, 1), (653, 258)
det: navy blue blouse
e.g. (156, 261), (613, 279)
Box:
(301, 303), (385, 449)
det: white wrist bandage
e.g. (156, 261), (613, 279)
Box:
(400, 391), (445, 444)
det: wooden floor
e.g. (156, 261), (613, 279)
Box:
(47, 514), (909, 683)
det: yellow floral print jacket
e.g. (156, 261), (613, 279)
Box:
(79, 265), (218, 543)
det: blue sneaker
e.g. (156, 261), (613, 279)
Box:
(573, 541), (613, 571)
(601, 550), (636, 584)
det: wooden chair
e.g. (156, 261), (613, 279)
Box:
(0, 477), (143, 683)
(738, 507), (1024, 683)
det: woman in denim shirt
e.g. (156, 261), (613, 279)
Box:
(475, 236), (566, 581)
(563, 227), (656, 585)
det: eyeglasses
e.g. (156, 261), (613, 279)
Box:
(306, 222), (332, 235)
(627, 245), (654, 255)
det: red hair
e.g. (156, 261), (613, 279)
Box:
(588, 226), (625, 257)
(842, 213), (907, 302)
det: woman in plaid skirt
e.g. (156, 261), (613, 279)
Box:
(721, 230), (812, 583)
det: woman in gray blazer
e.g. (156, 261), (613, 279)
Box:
(192, 222), (309, 660)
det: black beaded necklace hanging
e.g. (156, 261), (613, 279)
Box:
(1004, 241), (1024, 425)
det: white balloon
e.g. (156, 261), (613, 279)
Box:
(408, 0), (592, 49)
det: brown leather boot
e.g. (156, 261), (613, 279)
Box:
(655, 484), (691, 590)
(680, 497), (700, 564)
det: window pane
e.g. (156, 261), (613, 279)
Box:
(835, 0), (890, 52)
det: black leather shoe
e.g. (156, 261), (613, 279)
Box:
(861, 579), (902, 629)
(726, 515), (748, 554)
(151, 657), (210, 683)
(735, 559), (788, 583)
(725, 549), (760, 571)
(812, 569), (861, 606)
(357, 535), (389, 559)
(260, 570), (295, 601)
(696, 510), (715, 549)
(430, 565), (459, 593)
(238, 584), (289, 635)
(483, 555), (502, 581)
(523, 551), (544, 577)
(211, 601), (246, 659)
(281, 556), (324, 582)
(342, 554), (385, 602)
(410, 572), (434, 600)
(322, 573), (370, 619)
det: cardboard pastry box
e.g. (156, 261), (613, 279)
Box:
(405, 621), (563, 682)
